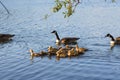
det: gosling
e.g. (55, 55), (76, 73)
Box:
(29, 49), (48, 59)
(75, 45), (88, 54)
(68, 48), (78, 57)
(56, 48), (67, 58)
(29, 49), (41, 60)
(48, 46), (59, 55)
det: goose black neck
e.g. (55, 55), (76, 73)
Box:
(55, 32), (60, 40)
(109, 35), (115, 41)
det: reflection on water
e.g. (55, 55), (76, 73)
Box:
(30, 54), (85, 62)
(1, 0), (120, 80)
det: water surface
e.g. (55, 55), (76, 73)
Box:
(0, 0), (120, 80)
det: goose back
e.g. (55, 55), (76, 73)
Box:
(115, 37), (120, 44)
(61, 37), (80, 44)
(0, 34), (14, 43)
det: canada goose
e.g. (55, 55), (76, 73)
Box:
(0, 34), (14, 43)
(51, 30), (80, 44)
(75, 45), (88, 54)
(56, 48), (67, 58)
(105, 33), (120, 47)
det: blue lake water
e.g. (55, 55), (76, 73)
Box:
(0, 0), (120, 80)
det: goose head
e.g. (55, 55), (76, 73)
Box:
(51, 30), (60, 43)
(105, 33), (115, 48)
(105, 33), (115, 40)
(105, 33), (112, 38)
(51, 30), (57, 34)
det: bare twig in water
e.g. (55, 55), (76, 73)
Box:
(73, 0), (81, 12)
(0, 1), (10, 14)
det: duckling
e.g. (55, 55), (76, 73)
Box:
(40, 51), (48, 56)
(51, 30), (80, 44)
(56, 48), (67, 58)
(68, 48), (78, 57)
(75, 45), (88, 54)
(0, 34), (14, 43)
(29, 49), (41, 60)
(105, 33), (120, 47)
(48, 46), (59, 55)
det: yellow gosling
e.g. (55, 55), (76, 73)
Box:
(68, 48), (78, 57)
(75, 45), (87, 54)
(29, 49), (41, 60)
(48, 46), (59, 55)
(40, 51), (48, 56)
(56, 48), (67, 58)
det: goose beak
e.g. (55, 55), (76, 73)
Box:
(105, 35), (107, 37)
(51, 31), (54, 33)
(51, 30), (56, 33)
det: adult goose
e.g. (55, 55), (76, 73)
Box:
(105, 33), (120, 47)
(51, 30), (80, 44)
(0, 34), (14, 43)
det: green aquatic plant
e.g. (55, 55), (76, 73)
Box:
(52, 0), (80, 18)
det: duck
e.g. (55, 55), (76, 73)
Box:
(56, 48), (67, 58)
(51, 30), (80, 44)
(68, 48), (78, 57)
(0, 34), (14, 43)
(48, 46), (59, 55)
(105, 33), (120, 47)
(75, 45), (88, 54)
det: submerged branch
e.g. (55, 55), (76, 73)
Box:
(0, 1), (10, 14)
(73, 0), (80, 12)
